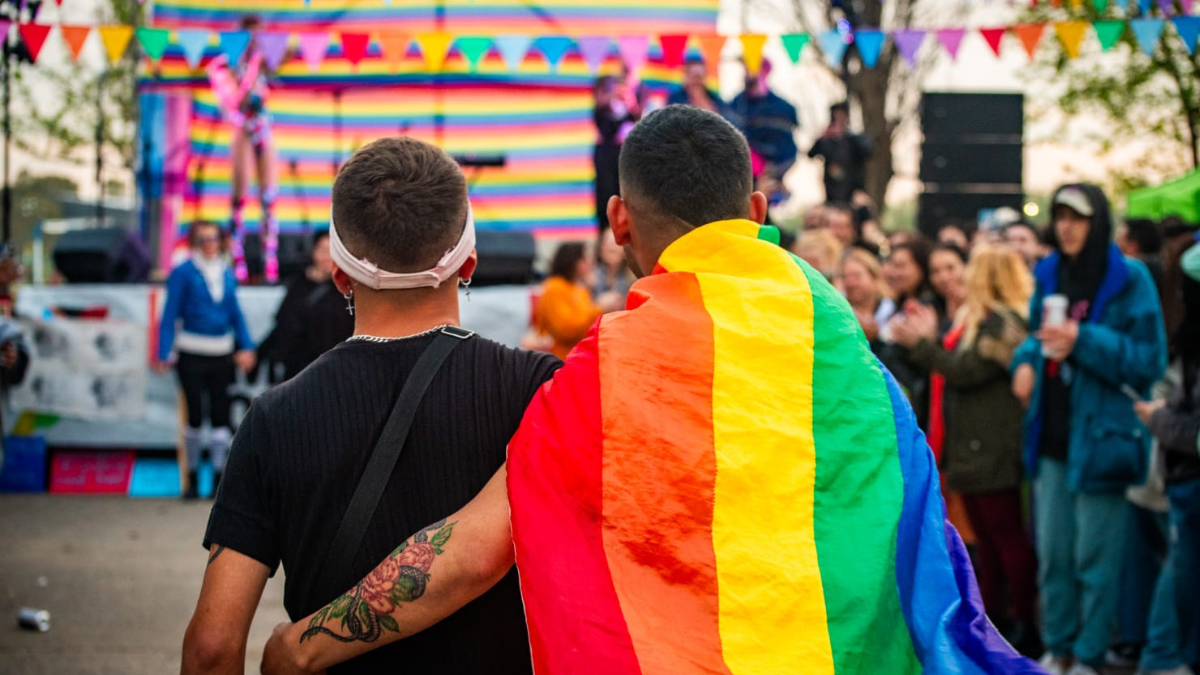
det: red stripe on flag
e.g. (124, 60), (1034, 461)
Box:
(599, 273), (732, 674)
(508, 328), (642, 674)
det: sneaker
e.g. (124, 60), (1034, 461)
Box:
(1065, 664), (1100, 675)
(1137, 667), (1196, 675)
(1108, 643), (1145, 667)
(1039, 653), (1072, 675)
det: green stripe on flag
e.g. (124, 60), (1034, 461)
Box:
(788, 251), (922, 673)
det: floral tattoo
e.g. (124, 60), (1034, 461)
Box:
(300, 519), (456, 644)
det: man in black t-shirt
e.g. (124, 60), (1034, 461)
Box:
(808, 102), (872, 204)
(181, 138), (560, 675)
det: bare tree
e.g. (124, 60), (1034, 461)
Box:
(748, 0), (956, 210)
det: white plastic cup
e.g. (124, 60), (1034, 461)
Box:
(1042, 294), (1069, 358)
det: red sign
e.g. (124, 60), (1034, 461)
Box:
(49, 451), (134, 494)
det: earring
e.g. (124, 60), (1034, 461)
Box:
(459, 277), (472, 302)
(343, 292), (355, 316)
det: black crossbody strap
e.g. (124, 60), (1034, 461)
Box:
(317, 325), (474, 587)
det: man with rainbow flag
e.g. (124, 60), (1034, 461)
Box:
(263, 105), (1043, 675)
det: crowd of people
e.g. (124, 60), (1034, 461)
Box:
(789, 182), (1200, 675)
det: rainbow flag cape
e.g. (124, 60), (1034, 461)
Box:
(507, 220), (1042, 674)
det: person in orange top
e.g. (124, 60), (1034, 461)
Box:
(536, 243), (622, 360)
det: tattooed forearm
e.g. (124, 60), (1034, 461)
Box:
(300, 519), (457, 644)
(207, 545), (226, 566)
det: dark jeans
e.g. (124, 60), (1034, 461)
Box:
(176, 352), (234, 429)
(1168, 478), (1200, 669)
(961, 488), (1038, 622)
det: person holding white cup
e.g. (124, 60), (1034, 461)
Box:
(1010, 184), (1168, 675)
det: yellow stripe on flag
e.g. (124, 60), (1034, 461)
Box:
(659, 220), (835, 674)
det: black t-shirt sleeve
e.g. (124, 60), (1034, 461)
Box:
(203, 401), (281, 575)
(520, 351), (563, 404)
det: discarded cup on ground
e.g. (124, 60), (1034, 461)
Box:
(17, 608), (50, 632)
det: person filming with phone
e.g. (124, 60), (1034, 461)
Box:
(1010, 184), (1167, 675)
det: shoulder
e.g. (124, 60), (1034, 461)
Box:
(1120, 255), (1156, 291)
(472, 335), (562, 389)
(168, 260), (197, 281)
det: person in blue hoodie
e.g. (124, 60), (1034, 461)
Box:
(1011, 184), (1168, 675)
(156, 221), (256, 499)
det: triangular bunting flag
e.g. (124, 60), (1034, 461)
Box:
(177, 29), (210, 69)
(818, 29), (847, 68)
(340, 32), (371, 66)
(1174, 16), (1200, 55)
(1092, 0), (1109, 11)
(1093, 20), (1125, 52)
(659, 34), (689, 70)
(1130, 18), (1165, 55)
(892, 29), (926, 67)
(618, 35), (649, 76)
(18, 23), (51, 64)
(780, 33), (810, 63)
(697, 35), (726, 69)
(1137, 0), (1152, 14)
(417, 32), (453, 72)
(979, 27), (1005, 57)
(59, 25), (90, 62)
(298, 33), (330, 73)
(493, 35), (532, 72)
(575, 36), (611, 74)
(739, 34), (767, 75)
(218, 30), (251, 65)
(1013, 24), (1045, 60)
(98, 25), (134, 66)
(256, 32), (289, 71)
(1183, 0), (1195, 14)
(1054, 21), (1089, 59)
(455, 36), (492, 71)
(1158, 0), (1175, 15)
(936, 28), (967, 60)
(376, 31), (410, 69)
(135, 27), (170, 62)
(854, 30), (884, 68)
(533, 36), (574, 72)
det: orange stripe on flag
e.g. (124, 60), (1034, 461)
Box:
(599, 273), (732, 675)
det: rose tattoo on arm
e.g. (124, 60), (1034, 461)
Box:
(300, 519), (457, 644)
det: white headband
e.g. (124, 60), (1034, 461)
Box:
(329, 206), (476, 290)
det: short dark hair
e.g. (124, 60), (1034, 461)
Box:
(549, 242), (586, 281)
(931, 242), (968, 264)
(1123, 218), (1162, 255)
(312, 229), (330, 247)
(830, 101), (849, 116)
(331, 137), (468, 273)
(619, 105), (753, 231)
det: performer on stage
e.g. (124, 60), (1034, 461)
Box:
(156, 222), (256, 499)
(206, 14), (279, 283)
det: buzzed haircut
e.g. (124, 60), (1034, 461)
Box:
(618, 105), (753, 230)
(331, 137), (468, 273)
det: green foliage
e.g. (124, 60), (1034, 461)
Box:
(1023, 2), (1199, 188)
(378, 615), (400, 633)
(430, 522), (455, 554)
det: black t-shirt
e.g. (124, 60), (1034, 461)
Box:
(204, 332), (560, 674)
(261, 276), (355, 381)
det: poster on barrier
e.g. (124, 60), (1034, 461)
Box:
(11, 319), (148, 421)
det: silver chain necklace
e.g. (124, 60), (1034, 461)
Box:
(344, 324), (450, 344)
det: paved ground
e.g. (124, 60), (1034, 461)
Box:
(0, 494), (287, 675)
(0, 494), (1146, 675)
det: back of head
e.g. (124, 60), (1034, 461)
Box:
(1124, 218), (1163, 256)
(549, 243), (586, 282)
(332, 137), (468, 274)
(966, 244), (1032, 317)
(619, 105), (753, 234)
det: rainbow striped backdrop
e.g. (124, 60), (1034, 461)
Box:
(145, 1), (719, 239)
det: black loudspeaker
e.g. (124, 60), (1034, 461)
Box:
(918, 192), (1025, 235)
(920, 142), (1023, 186)
(53, 227), (153, 283)
(243, 233), (313, 282)
(922, 93), (1024, 140)
(919, 92), (1024, 237)
(473, 230), (536, 287)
